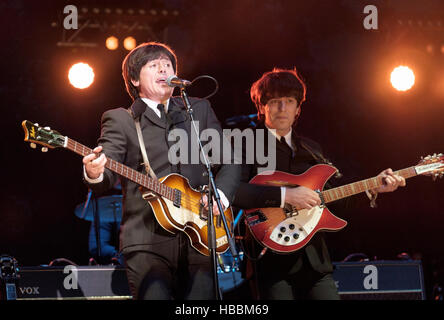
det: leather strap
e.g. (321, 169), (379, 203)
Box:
(299, 139), (342, 178)
(128, 109), (157, 180)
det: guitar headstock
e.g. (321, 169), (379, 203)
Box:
(22, 120), (66, 151)
(416, 153), (444, 180)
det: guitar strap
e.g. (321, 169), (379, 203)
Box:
(127, 109), (158, 180)
(299, 139), (343, 179)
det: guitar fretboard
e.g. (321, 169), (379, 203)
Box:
(321, 167), (417, 203)
(66, 138), (175, 201)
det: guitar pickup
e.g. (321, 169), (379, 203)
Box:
(173, 189), (181, 208)
(315, 189), (326, 207)
(283, 203), (298, 218)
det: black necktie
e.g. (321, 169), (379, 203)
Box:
(280, 136), (294, 157)
(157, 104), (166, 122)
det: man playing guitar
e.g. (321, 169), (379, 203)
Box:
(232, 68), (405, 300)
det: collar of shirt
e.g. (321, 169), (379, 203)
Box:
(141, 97), (170, 118)
(266, 126), (294, 151)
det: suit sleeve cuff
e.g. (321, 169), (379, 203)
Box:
(84, 165), (104, 184)
(217, 189), (230, 209)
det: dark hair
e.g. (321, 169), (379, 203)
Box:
(122, 42), (178, 100)
(250, 68), (307, 114)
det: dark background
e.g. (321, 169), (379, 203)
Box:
(1, 0), (443, 298)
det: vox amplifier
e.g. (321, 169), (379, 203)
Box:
(332, 260), (426, 300)
(16, 265), (131, 300)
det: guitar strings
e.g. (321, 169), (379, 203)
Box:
(68, 139), (218, 212)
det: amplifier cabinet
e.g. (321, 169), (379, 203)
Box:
(15, 261), (426, 300)
(332, 260), (425, 300)
(16, 266), (131, 300)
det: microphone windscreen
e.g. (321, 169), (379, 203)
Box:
(166, 75), (177, 86)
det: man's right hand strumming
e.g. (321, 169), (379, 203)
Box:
(284, 186), (322, 210)
(83, 146), (107, 179)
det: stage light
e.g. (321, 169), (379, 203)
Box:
(68, 62), (95, 89)
(105, 36), (118, 50)
(390, 66), (415, 91)
(123, 36), (136, 50)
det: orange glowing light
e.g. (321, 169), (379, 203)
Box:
(390, 66), (415, 91)
(105, 36), (119, 50)
(123, 36), (137, 50)
(68, 62), (95, 89)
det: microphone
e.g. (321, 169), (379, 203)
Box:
(166, 75), (192, 88)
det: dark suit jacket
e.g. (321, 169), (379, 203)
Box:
(233, 123), (354, 277)
(86, 97), (240, 254)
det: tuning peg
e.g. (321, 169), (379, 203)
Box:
(30, 143), (36, 149)
(41, 147), (48, 152)
(44, 126), (51, 131)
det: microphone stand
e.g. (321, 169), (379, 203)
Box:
(92, 194), (102, 262)
(179, 87), (238, 300)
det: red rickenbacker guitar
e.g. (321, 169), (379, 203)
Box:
(244, 155), (444, 254)
(22, 120), (233, 256)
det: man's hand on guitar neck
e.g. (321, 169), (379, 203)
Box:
(284, 186), (322, 210)
(373, 168), (406, 194)
(83, 146), (107, 180)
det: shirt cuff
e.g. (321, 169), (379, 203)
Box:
(280, 187), (286, 208)
(217, 189), (230, 209)
(83, 165), (104, 184)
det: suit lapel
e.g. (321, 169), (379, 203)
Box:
(140, 97), (187, 129)
(140, 99), (167, 129)
(167, 97), (187, 127)
(261, 124), (292, 157)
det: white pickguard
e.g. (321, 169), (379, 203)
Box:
(269, 206), (323, 246)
